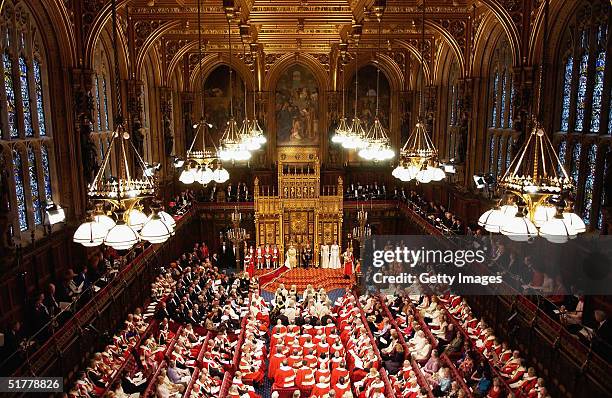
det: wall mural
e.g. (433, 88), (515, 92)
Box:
(275, 64), (320, 146)
(203, 65), (245, 145)
(347, 65), (391, 129)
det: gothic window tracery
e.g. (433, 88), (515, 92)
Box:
(487, 37), (516, 176)
(0, 1), (57, 239)
(556, 1), (609, 228)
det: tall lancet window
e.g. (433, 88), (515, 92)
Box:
(92, 43), (115, 177)
(487, 36), (516, 177)
(0, 1), (57, 241)
(555, 0), (610, 228)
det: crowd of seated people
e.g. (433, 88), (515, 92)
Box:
(336, 293), (388, 398)
(344, 182), (389, 201)
(267, 286), (355, 398)
(399, 190), (465, 235)
(444, 295), (551, 398)
(156, 242), (251, 334)
(384, 293), (552, 398)
(167, 190), (195, 215)
(466, 238), (612, 358)
(233, 293), (269, 396)
(189, 182), (252, 203)
(69, 308), (153, 397)
(1, 197), (184, 375)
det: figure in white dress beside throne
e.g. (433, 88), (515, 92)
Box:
(329, 241), (341, 269)
(284, 244), (298, 269)
(320, 243), (330, 269)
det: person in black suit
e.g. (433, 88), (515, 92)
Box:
(44, 283), (60, 318)
(155, 301), (171, 320)
(593, 310), (612, 357)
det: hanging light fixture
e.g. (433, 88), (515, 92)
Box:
(140, 201), (173, 243)
(73, 210), (107, 247)
(393, 0), (445, 183)
(177, 0), (229, 185)
(332, 45), (350, 145)
(218, 17), (251, 162)
(358, 14), (393, 162)
(239, 45), (267, 151)
(342, 40), (368, 150)
(73, 0), (169, 249)
(478, 0), (584, 243)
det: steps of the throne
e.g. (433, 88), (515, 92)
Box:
(256, 267), (354, 293)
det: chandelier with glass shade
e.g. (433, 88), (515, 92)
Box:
(477, 121), (584, 243)
(217, 17), (266, 162)
(392, 1), (445, 183)
(358, 15), (394, 162)
(331, 44), (351, 146)
(338, 40), (368, 151)
(73, 118), (174, 250)
(73, 0), (174, 250)
(176, 0), (229, 185)
(477, 0), (584, 243)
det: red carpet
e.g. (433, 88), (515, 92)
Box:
(255, 267), (354, 293)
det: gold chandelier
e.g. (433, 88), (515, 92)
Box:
(392, 0), (445, 183)
(478, 0), (585, 243)
(177, 0), (229, 185)
(73, 0), (173, 250)
(478, 121), (584, 242)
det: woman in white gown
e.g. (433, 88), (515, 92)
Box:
(329, 241), (341, 269)
(284, 244), (297, 269)
(320, 244), (330, 269)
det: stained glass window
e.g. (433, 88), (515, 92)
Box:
(19, 56), (33, 137)
(13, 150), (27, 231)
(505, 136), (513, 170)
(561, 56), (573, 132)
(497, 136), (504, 175)
(591, 51), (605, 133)
(491, 72), (498, 127)
(575, 53), (589, 132)
(508, 81), (515, 129)
(102, 76), (110, 130)
(609, 95), (612, 134)
(571, 143), (581, 183)
(95, 76), (102, 131)
(599, 149), (609, 229)
(33, 59), (46, 136)
(582, 145), (597, 225)
(27, 147), (41, 225)
(40, 144), (52, 203)
(500, 72), (507, 128)
(3, 52), (17, 138)
(489, 135), (495, 172)
(558, 140), (567, 176)
(1, 5), (58, 238)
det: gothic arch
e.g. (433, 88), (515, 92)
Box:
(478, 0), (522, 65)
(165, 40), (198, 85)
(190, 53), (255, 93)
(264, 53), (329, 92)
(135, 20), (182, 78)
(83, 0), (130, 69)
(472, 11), (513, 77)
(33, 0), (77, 67)
(425, 20), (466, 77)
(394, 40), (432, 83)
(340, 53), (404, 93)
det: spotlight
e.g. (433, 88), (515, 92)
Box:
(473, 174), (486, 189)
(44, 202), (66, 225)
